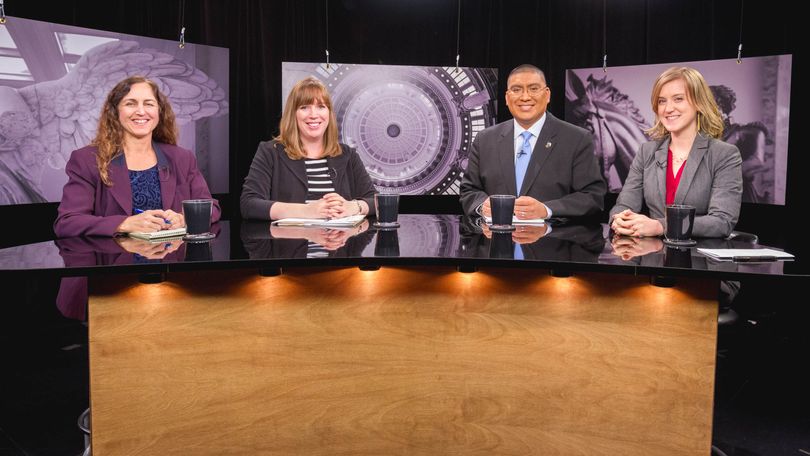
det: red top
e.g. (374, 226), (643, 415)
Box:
(666, 149), (686, 205)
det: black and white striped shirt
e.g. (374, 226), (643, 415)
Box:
(305, 158), (334, 202)
(305, 158), (334, 258)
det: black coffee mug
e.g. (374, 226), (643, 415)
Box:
(663, 204), (696, 246)
(490, 194), (516, 232)
(182, 199), (215, 241)
(373, 193), (400, 229)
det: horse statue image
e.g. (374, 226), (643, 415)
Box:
(565, 71), (649, 193)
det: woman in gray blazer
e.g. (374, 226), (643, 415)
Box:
(610, 67), (742, 238)
(241, 77), (376, 220)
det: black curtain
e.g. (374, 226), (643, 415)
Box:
(3, 0), (803, 251)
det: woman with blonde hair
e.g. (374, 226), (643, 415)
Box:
(240, 76), (375, 220)
(610, 66), (742, 238)
(54, 75), (220, 237)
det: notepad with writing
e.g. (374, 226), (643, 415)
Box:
(697, 248), (794, 261)
(129, 227), (187, 241)
(272, 214), (366, 228)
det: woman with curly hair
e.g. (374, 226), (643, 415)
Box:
(54, 76), (220, 237)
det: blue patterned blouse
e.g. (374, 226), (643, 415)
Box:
(129, 165), (162, 214)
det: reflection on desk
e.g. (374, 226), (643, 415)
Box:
(0, 216), (804, 279)
(459, 217), (606, 263)
(241, 215), (462, 260)
(360, 214), (460, 258)
(0, 240), (63, 270)
(56, 236), (185, 320)
(240, 220), (375, 259)
(53, 223), (228, 269)
(53, 223), (228, 321)
(606, 235), (786, 275)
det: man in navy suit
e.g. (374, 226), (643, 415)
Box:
(460, 64), (606, 219)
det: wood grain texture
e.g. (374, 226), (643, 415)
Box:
(89, 267), (717, 455)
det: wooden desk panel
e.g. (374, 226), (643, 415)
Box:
(89, 267), (717, 455)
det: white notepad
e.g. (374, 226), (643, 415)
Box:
(272, 214), (366, 228)
(128, 227), (187, 241)
(697, 248), (794, 261)
(484, 215), (545, 225)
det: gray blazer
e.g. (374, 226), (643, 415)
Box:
(609, 135), (742, 238)
(459, 113), (606, 217)
(240, 141), (376, 220)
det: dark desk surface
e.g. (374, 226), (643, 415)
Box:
(0, 215), (805, 280)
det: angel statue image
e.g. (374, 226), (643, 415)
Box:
(0, 39), (228, 205)
(565, 72), (649, 193)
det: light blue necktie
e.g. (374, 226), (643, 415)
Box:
(516, 131), (532, 195)
(514, 243), (524, 260)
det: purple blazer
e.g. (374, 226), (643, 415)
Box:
(54, 143), (221, 237)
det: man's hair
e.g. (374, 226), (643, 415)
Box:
(507, 64), (546, 85)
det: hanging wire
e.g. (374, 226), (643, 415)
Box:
(324, 0), (330, 69)
(0, 0), (7, 24)
(178, 0), (186, 48)
(602, 0), (607, 72)
(736, 0), (744, 63)
(453, 0), (461, 74)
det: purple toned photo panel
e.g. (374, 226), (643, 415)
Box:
(0, 16), (229, 206)
(282, 62), (498, 195)
(565, 55), (791, 205)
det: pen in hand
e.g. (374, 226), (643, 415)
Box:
(134, 208), (171, 225)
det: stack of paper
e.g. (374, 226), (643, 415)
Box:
(697, 248), (794, 261)
(484, 215), (545, 225)
(272, 214), (366, 228)
(129, 227), (187, 241)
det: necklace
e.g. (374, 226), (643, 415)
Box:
(672, 152), (689, 166)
